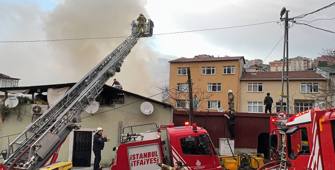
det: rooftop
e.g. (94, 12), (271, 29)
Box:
(169, 54), (245, 63)
(241, 71), (326, 81)
(0, 73), (19, 80)
(0, 83), (171, 107)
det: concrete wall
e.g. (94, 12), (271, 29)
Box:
(239, 80), (327, 114)
(0, 94), (172, 166)
(169, 59), (243, 112)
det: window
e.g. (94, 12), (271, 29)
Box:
(177, 83), (189, 92)
(223, 66), (236, 74)
(300, 83), (319, 93)
(180, 134), (213, 155)
(331, 121), (335, 151)
(275, 101), (287, 112)
(207, 100), (221, 109)
(202, 66), (215, 75)
(247, 83), (263, 92)
(248, 101), (263, 113)
(208, 83), (221, 92)
(287, 127), (310, 160)
(177, 67), (188, 75)
(294, 100), (314, 113)
(176, 100), (189, 109)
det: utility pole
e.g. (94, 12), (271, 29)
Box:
(187, 67), (194, 123)
(280, 8), (292, 114)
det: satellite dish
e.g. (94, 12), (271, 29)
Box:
(5, 97), (19, 108)
(85, 101), (100, 114)
(140, 102), (154, 116)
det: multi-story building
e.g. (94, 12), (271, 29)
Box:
(269, 56), (313, 72)
(244, 59), (269, 72)
(314, 55), (335, 67)
(240, 71), (327, 114)
(316, 66), (335, 107)
(0, 73), (19, 88)
(169, 55), (245, 112)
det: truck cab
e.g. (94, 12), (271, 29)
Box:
(110, 123), (221, 170)
(266, 109), (335, 170)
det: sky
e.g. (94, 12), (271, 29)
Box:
(0, 0), (334, 97)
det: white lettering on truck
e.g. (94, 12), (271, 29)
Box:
(127, 144), (161, 170)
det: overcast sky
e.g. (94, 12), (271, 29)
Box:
(0, 0), (334, 96)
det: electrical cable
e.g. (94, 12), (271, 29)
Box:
(299, 17), (335, 23)
(294, 2), (335, 19)
(295, 22), (335, 34)
(0, 20), (278, 44)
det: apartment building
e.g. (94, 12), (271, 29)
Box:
(169, 55), (245, 112)
(240, 71), (327, 114)
(269, 56), (313, 72)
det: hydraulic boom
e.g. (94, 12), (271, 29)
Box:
(0, 15), (153, 170)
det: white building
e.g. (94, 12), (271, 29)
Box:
(0, 73), (19, 88)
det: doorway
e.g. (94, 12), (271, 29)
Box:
(72, 131), (93, 167)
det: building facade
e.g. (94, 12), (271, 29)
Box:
(269, 56), (313, 72)
(316, 66), (335, 107)
(0, 73), (19, 88)
(0, 83), (172, 167)
(244, 59), (269, 72)
(240, 71), (327, 114)
(169, 55), (245, 112)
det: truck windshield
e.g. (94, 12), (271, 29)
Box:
(331, 120), (335, 151)
(287, 127), (310, 159)
(180, 134), (213, 155)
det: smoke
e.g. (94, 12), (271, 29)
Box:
(44, 0), (168, 96)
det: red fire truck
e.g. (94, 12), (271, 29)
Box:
(261, 108), (335, 170)
(110, 123), (222, 170)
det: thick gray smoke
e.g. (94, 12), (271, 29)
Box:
(44, 0), (168, 96)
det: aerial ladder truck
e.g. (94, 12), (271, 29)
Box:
(0, 15), (154, 170)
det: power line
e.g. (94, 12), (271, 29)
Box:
(294, 2), (335, 19)
(300, 17), (335, 23)
(295, 22), (335, 34)
(0, 20), (278, 44)
(153, 20), (278, 36)
(263, 35), (284, 62)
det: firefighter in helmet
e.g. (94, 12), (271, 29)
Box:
(137, 13), (147, 34)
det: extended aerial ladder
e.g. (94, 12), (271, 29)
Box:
(0, 15), (154, 170)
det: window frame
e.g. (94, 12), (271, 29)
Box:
(294, 100), (314, 113)
(176, 83), (189, 92)
(207, 83), (222, 92)
(176, 99), (189, 109)
(201, 66), (216, 75)
(180, 134), (214, 155)
(247, 83), (263, 92)
(207, 100), (221, 109)
(223, 66), (236, 74)
(247, 101), (263, 113)
(177, 67), (188, 76)
(300, 83), (319, 94)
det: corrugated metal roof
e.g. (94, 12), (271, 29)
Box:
(0, 73), (19, 80)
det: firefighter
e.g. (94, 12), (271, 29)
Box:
(93, 127), (108, 170)
(137, 14), (147, 34)
(158, 161), (185, 170)
(264, 93), (273, 114)
(112, 78), (122, 89)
